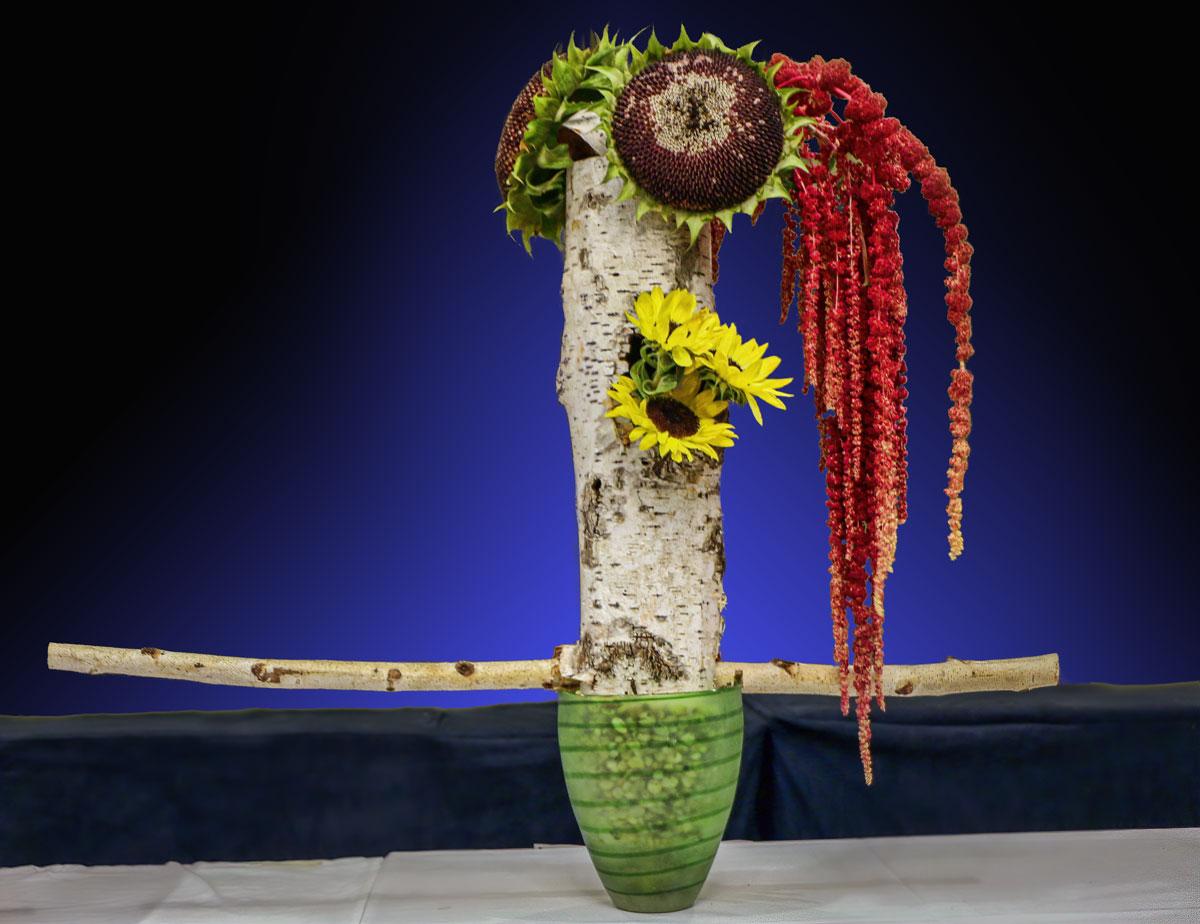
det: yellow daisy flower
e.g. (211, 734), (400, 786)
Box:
(626, 286), (724, 368)
(605, 373), (737, 463)
(697, 323), (795, 425)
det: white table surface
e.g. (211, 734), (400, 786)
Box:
(1, 828), (1196, 923)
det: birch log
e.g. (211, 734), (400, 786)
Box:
(556, 156), (724, 696)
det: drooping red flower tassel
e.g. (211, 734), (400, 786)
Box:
(773, 51), (975, 783)
(711, 219), (727, 285)
(819, 414), (850, 715)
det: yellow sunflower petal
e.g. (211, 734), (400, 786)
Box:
(748, 395), (764, 425)
(758, 355), (782, 377)
(664, 289), (697, 324)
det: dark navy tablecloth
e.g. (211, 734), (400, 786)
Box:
(1, 683), (1196, 867)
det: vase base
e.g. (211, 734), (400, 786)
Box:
(606, 881), (705, 913)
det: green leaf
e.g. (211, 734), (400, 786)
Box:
(552, 56), (577, 96)
(536, 144), (572, 170)
(533, 97), (559, 120)
(761, 175), (789, 200)
(735, 39), (761, 62)
(522, 119), (555, 145)
(506, 188), (535, 216)
(523, 170), (564, 195)
(558, 100), (590, 119)
(585, 64), (625, 88)
(646, 30), (666, 60)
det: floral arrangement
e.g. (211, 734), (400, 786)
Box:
(496, 29), (974, 784)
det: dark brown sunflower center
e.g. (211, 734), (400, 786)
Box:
(613, 49), (784, 213)
(494, 63), (551, 195)
(646, 396), (700, 438)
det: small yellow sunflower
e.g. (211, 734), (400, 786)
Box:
(626, 286), (724, 367)
(605, 373), (737, 462)
(697, 323), (795, 425)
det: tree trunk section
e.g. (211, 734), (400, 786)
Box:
(556, 157), (726, 696)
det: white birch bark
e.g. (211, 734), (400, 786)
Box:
(556, 157), (725, 696)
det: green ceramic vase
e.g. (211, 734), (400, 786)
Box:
(557, 683), (744, 913)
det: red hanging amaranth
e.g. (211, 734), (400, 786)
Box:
(771, 53), (976, 784)
(711, 219), (727, 284)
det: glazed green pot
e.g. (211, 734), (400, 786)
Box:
(557, 683), (744, 913)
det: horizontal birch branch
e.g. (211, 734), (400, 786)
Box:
(47, 643), (1059, 697)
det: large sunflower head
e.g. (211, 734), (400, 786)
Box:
(496, 31), (631, 252)
(696, 322), (795, 424)
(606, 373), (736, 463)
(602, 28), (811, 245)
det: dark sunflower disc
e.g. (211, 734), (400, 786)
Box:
(495, 63), (551, 195)
(613, 49), (784, 213)
(646, 395), (700, 438)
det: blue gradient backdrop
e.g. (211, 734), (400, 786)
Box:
(5, 3), (1195, 715)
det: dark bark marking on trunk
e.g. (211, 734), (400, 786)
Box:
(579, 625), (686, 684)
(580, 476), (605, 567)
(701, 519), (726, 578)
